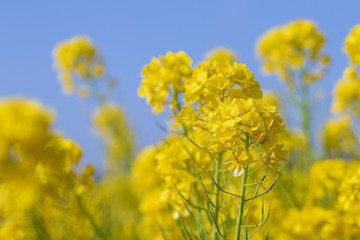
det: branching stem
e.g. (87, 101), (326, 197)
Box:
(212, 153), (222, 240)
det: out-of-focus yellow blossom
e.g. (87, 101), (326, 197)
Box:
(0, 98), (99, 239)
(277, 130), (309, 169)
(259, 159), (360, 240)
(280, 130), (308, 154)
(155, 132), (213, 215)
(206, 48), (237, 63)
(138, 51), (192, 114)
(257, 20), (329, 88)
(322, 117), (357, 157)
(132, 147), (161, 193)
(93, 103), (133, 170)
(0, 99), (52, 158)
(91, 102), (140, 239)
(332, 25), (360, 115)
(332, 68), (360, 114)
(132, 130), (216, 238)
(53, 36), (105, 93)
(344, 24), (360, 65)
(337, 165), (360, 232)
(308, 159), (349, 201)
(263, 91), (281, 108)
(338, 166), (360, 212)
(132, 147), (182, 239)
(156, 137), (197, 190)
(278, 207), (349, 240)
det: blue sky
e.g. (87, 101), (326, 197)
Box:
(0, 1), (359, 171)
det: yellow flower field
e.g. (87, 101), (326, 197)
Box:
(1, 19), (360, 239)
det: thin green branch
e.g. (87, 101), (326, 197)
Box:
(245, 171), (279, 202)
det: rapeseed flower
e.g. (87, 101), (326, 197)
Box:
(53, 36), (105, 94)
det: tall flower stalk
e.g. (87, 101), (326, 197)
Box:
(138, 49), (287, 239)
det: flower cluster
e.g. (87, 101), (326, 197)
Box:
(257, 20), (330, 88)
(179, 56), (286, 176)
(136, 48), (287, 239)
(344, 25), (360, 65)
(0, 99), (96, 239)
(250, 22), (360, 240)
(184, 56), (262, 104)
(138, 51), (192, 114)
(333, 25), (360, 115)
(133, 147), (184, 239)
(322, 116), (357, 157)
(254, 159), (360, 240)
(338, 166), (360, 222)
(53, 36), (105, 94)
(6, 19), (360, 240)
(93, 103), (133, 170)
(53, 36), (139, 240)
(332, 67), (360, 114)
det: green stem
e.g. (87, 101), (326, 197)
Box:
(31, 213), (51, 240)
(299, 68), (315, 167)
(75, 194), (107, 240)
(212, 154), (222, 240)
(235, 134), (250, 240)
(234, 166), (248, 240)
(300, 82), (311, 146)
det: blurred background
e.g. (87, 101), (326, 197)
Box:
(0, 0), (359, 171)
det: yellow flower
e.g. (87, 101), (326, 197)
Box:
(338, 166), (360, 212)
(331, 25), (360, 115)
(93, 103), (133, 169)
(137, 50), (287, 238)
(132, 145), (184, 239)
(138, 51), (192, 114)
(53, 36), (105, 93)
(257, 20), (329, 87)
(178, 105), (199, 128)
(223, 147), (253, 177)
(0, 99), (52, 159)
(322, 117), (357, 157)
(263, 91), (281, 108)
(203, 98), (285, 154)
(344, 24), (360, 65)
(184, 59), (262, 104)
(279, 207), (347, 240)
(0, 98), (98, 239)
(132, 147), (161, 193)
(308, 159), (349, 201)
(332, 67), (360, 114)
(206, 48), (237, 64)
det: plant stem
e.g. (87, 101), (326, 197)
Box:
(299, 68), (315, 167)
(300, 82), (311, 146)
(212, 154), (222, 240)
(75, 194), (107, 240)
(234, 166), (248, 240)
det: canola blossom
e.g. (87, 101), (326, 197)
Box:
(137, 48), (287, 239)
(138, 52), (193, 114)
(257, 20), (330, 88)
(333, 25), (360, 115)
(344, 25), (360, 65)
(2, 19), (360, 240)
(0, 99), (96, 239)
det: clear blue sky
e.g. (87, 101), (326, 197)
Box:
(0, 1), (359, 171)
